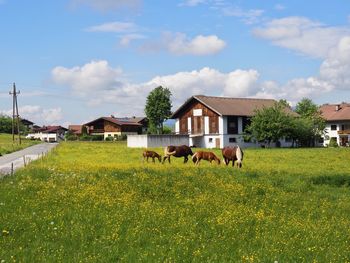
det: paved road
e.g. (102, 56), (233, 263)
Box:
(0, 143), (58, 177)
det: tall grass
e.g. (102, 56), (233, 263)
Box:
(0, 133), (40, 155)
(1, 142), (350, 262)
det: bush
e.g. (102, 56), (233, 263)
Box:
(328, 137), (338, 147)
(91, 135), (104, 141)
(105, 136), (114, 141)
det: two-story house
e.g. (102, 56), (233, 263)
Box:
(171, 95), (295, 148)
(320, 103), (350, 146)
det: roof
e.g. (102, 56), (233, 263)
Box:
(21, 119), (34, 125)
(320, 103), (350, 121)
(68, 125), (83, 135)
(115, 117), (147, 123)
(171, 95), (297, 118)
(85, 117), (142, 127)
(35, 126), (68, 133)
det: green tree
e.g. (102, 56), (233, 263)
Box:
(295, 98), (326, 146)
(145, 86), (172, 134)
(0, 115), (12, 133)
(246, 101), (294, 146)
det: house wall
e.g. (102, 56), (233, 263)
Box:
(127, 135), (189, 148)
(322, 121), (350, 146)
(176, 100), (220, 135)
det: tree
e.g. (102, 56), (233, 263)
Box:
(245, 101), (294, 146)
(0, 115), (13, 133)
(295, 98), (326, 146)
(144, 86), (172, 134)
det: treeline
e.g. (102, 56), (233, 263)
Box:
(245, 98), (325, 147)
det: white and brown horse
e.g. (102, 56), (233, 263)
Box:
(162, 145), (194, 164)
(222, 146), (244, 168)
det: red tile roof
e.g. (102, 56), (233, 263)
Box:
(320, 103), (350, 121)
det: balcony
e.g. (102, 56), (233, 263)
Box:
(338, 130), (350, 135)
(90, 129), (105, 134)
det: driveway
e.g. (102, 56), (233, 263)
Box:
(0, 143), (58, 177)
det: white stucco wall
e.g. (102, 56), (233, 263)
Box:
(127, 135), (190, 148)
(175, 119), (180, 134)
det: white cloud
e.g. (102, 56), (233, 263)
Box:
(0, 105), (63, 125)
(253, 16), (350, 58)
(70, 0), (141, 12)
(42, 108), (63, 123)
(223, 7), (264, 24)
(179, 0), (207, 7)
(143, 33), (226, 56)
(319, 36), (350, 89)
(52, 60), (124, 96)
(274, 4), (285, 11)
(140, 67), (260, 105)
(119, 34), (146, 46)
(86, 22), (137, 33)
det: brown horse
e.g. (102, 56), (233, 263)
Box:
(192, 151), (221, 165)
(143, 150), (162, 163)
(222, 146), (244, 168)
(162, 145), (193, 164)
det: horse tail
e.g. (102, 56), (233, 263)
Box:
(164, 146), (176, 156)
(236, 145), (243, 168)
(192, 152), (198, 163)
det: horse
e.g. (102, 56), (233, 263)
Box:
(222, 146), (244, 168)
(192, 151), (221, 165)
(143, 150), (161, 163)
(162, 145), (193, 164)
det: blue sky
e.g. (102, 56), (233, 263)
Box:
(0, 0), (350, 126)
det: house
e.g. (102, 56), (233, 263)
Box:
(68, 125), (83, 136)
(26, 126), (68, 142)
(84, 116), (142, 140)
(171, 95), (296, 148)
(20, 119), (34, 130)
(320, 103), (350, 146)
(115, 117), (148, 134)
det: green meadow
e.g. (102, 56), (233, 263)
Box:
(1, 142), (350, 262)
(0, 133), (39, 155)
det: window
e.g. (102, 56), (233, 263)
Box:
(331, 125), (337, 130)
(108, 134), (112, 137)
(209, 138), (213, 143)
(229, 137), (236, 143)
(227, 116), (238, 134)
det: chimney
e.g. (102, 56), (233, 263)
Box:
(111, 114), (115, 118)
(335, 105), (341, 111)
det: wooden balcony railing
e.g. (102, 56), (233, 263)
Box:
(90, 129), (105, 133)
(338, 130), (350, 135)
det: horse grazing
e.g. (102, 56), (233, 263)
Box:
(222, 146), (244, 168)
(143, 150), (161, 163)
(192, 151), (221, 165)
(162, 145), (193, 164)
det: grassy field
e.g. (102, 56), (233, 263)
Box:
(0, 133), (40, 155)
(1, 142), (350, 262)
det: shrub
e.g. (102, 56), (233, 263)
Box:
(328, 137), (338, 147)
(105, 136), (114, 141)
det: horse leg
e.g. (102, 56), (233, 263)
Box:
(146, 156), (149, 163)
(152, 157), (155, 163)
(162, 156), (167, 164)
(184, 156), (188, 163)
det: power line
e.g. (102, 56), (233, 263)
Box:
(9, 83), (21, 145)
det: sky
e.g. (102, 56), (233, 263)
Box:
(0, 0), (350, 126)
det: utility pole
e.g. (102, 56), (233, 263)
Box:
(9, 83), (21, 144)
